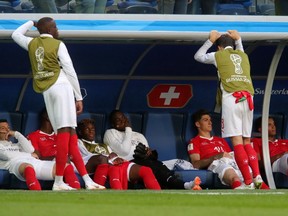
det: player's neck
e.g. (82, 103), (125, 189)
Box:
(40, 126), (53, 134)
(198, 130), (211, 138)
(269, 135), (276, 142)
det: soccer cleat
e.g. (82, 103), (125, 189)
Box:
(85, 181), (106, 190)
(52, 183), (76, 191)
(244, 183), (255, 189)
(253, 175), (263, 189)
(234, 184), (245, 190)
(260, 182), (270, 190)
(234, 183), (254, 190)
(192, 176), (202, 190)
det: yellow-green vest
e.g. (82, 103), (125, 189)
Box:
(214, 48), (254, 112)
(82, 140), (110, 155)
(28, 37), (61, 93)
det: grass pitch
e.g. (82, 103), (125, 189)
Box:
(1, 189), (287, 216)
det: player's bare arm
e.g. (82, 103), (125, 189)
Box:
(190, 153), (212, 169)
(214, 152), (233, 159)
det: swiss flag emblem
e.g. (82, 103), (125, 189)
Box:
(147, 84), (193, 108)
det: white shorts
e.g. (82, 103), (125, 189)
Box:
(43, 73), (77, 133)
(272, 154), (288, 175)
(221, 93), (253, 138)
(208, 157), (244, 185)
(9, 157), (55, 181)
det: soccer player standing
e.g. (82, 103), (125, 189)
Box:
(194, 30), (268, 189)
(12, 17), (104, 190)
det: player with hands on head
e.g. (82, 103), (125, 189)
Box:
(12, 17), (103, 191)
(194, 30), (268, 189)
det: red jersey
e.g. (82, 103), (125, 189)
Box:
(252, 138), (288, 159)
(27, 130), (57, 158)
(188, 135), (232, 159)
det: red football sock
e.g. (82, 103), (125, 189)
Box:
(108, 166), (122, 190)
(55, 132), (70, 176)
(69, 134), (87, 176)
(63, 164), (81, 189)
(24, 166), (41, 190)
(234, 144), (253, 185)
(138, 166), (161, 190)
(244, 144), (260, 178)
(93, 164), (109, 186)
(231, 180), (242, 189)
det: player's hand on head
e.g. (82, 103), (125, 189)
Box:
(33, 21), (37, 27)
(227, 30), (240, 40)
(209, 30), (221, 43)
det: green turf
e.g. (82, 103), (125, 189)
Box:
(0, 189), (287, 216)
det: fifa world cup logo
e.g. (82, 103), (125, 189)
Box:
(94, 145), (107, 155)
(35, 47), (44, 71)
(230, 54), (243, 74)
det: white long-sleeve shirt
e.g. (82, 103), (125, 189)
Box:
(0, 131), (35, 169)
(11, 20), (82, 101)
(103, 127), (149, 161)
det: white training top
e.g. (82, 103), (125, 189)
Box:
(0, 131), (34, 169)
(103, 127), (149, 161)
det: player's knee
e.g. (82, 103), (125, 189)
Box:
(139, 166), (154, 177)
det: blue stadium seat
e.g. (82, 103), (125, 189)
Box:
(0, 169), (10, 189)
(183, 112), (197, 146)
(142, 112), (188, 161)
(257, 4), (275, 15)
(217, 3), (249, 15)
(0, 0), (34, 13)
(22, 112), (40, 136)
(0, 0), (14, 12)
(106, 0), (114, 7)
(218, 0), (253, 15)
(0, 112), (23, 133)
(231, 0), (252, 7)
(125, 112), (144, 133)
(117, 0), (158, 14)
